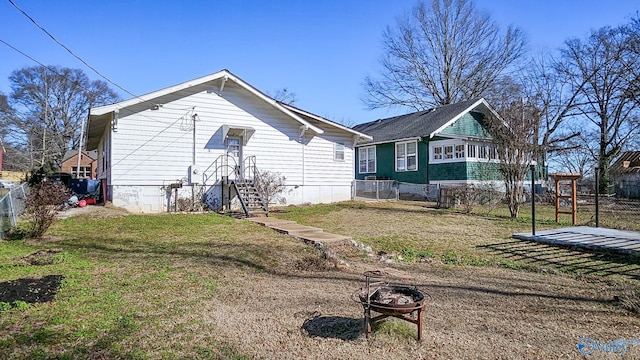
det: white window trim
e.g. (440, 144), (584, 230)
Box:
(358, 146), (376, 174)
(431, 139), (500, 164)
(395, 140), (418, 172)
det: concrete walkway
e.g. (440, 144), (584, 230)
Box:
(513, 226), (640, 255)
(246, 217), (354, 249)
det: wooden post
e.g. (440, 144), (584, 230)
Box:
(549, 173), (581, 225)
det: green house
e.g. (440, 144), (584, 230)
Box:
(353, 98), (504, 186)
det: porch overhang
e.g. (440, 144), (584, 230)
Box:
(221, 125), (255, 145)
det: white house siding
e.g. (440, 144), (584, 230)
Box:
(299, 125), (355, 203)
(102, 81), (356, 212)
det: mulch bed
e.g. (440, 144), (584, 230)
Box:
(0, 275), (65, 305)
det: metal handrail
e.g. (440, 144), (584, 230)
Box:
(242, 156), (268, 216)
(202, 154), (241, 185)
(202, 154), (268, 216)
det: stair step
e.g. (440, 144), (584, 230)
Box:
(268, 224), (323, 236)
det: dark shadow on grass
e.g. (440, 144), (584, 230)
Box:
(301, 315), (363, 340)
(58, 239), (267, 272)
(479, 240), (640, 281)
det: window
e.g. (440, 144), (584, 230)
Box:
(396, 141), (417, 171)
(455, 144), (465, 159)
(226, 137), (240, 158)
(467, 144), (477, 158)
(444, 145), (453, 159)
(334, 142), (345, 161)
(72, 166), (92, 178)
(433, 146), (442, 160)
(359, 146), (376, 173)
(488, 146), (497, 160)
(467, 144), (478, 158)
(479, 146), (488, 159)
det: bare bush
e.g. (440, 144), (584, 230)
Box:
(25, 181), (70, 238)
(254, 170), (287, 206)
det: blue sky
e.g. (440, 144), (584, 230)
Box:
(0, 0), (637, 125)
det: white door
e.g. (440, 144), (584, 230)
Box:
(226, 136), (242, 176)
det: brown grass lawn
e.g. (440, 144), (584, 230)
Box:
(1, 201), (640, 359)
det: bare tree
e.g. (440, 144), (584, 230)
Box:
(558, 26), (640, 191)
(363, 0), (527, 110)
(268, 88), (298, 105)
(547, 132), (596, 175)
(3, 66), (120, 172)
(486, 98), (538, 218)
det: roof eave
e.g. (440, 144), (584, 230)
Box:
(355, 136), (422, 147)
(281, 103), (372, 141)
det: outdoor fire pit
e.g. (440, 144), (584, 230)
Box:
(352, 268), (429, 341)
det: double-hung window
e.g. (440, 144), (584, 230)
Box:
(396, 141), (417, 171)
(359, 146), (376, 173)
(334, 142), (345, 161)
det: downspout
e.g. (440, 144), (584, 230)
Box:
(424, 137), (429, 184)
(300, 125), (308, 185)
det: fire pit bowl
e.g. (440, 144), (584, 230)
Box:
(352, 284), (429, 340)
(355, 285), (426, 316)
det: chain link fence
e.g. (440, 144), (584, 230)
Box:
(352, 180), (399, 201)
(0, 183), (29, 239)
(574, 179), (640, 231)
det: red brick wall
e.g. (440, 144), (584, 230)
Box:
(61, 153), (96, 179)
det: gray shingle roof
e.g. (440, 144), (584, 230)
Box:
(62, 150), (97, 163)
(353, 98), (484, 145)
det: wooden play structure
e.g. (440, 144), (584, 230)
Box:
(549, 173), (581, 225)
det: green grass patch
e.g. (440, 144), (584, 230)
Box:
(0, 212), (309, 359)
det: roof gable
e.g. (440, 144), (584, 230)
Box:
(353, 98), (499, 145)
(62, 149), (97, 163)
(88, 70), (372, 149)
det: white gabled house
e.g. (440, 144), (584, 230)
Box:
(87, 69), (371, 213)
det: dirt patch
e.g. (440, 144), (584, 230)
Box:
(56, 204), (129, 220)
(15, 249), (62, 266)
(0, 275), (64, 305)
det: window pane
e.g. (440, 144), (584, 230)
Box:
(444, 146), (453, 159)
(359, 159), (367, 173)
(434, 147), (442, 160)
(396, 144), (405, 157)
(396, 158), (405, 171)
(368, 158), (376, 172)
(407, 142), (416, 154)
(407, 155), (417, 170)
(467, 145), (476, 158)
(455, 144), (465, 158)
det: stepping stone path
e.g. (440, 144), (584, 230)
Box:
(246, 217), (354, 268)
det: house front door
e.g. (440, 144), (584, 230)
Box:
(226, 136), (243, 176)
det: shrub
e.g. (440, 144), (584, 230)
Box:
(25, 181), (70, 238)
(254, 170), (287, 206)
